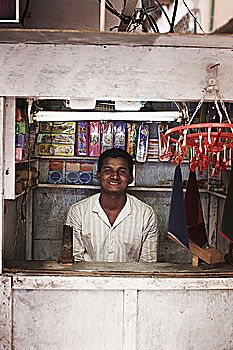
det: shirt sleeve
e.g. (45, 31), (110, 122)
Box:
(139, 207), (159, 263)
(66, 205), (85, 261)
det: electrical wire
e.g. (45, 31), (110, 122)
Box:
(170, 0), (178, 33)
(182, 0), (205, 34)
(154, 0), (172, 27)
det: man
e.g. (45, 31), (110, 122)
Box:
(66, 148), (158, 262)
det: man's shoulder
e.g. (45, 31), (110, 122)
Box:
(70, 193), (99, 210)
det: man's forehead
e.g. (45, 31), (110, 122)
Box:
(102, 157), (129, 169)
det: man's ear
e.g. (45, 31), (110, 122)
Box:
(96, 171), (100, 181)
(128, 174), (133, 185)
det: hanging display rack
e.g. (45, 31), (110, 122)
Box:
(159, 63), (233, 176)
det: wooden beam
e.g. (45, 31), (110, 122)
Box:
(0, 98), (4, 274)
(189, 240), (222, 265)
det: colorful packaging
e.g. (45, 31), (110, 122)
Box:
(39, 122), (76, 134)
(78, 161), (94, 184)
(48, 161), (64, 184)
(101, 121), (114, 153)
(147, 138), (159, 159)
(65, 161), (81, 184)
(127, 123), (137, 157)
(39, 144), (74, 156)
(65, 161), (94, 184)
(15, 108), (25, 122)
(76, 122), (89, 156)
(136, 124), (150, 162)
(113, 122), (127, 150)
(15, 147), (23, 162)
(89, 121), (101, 156)
(37, 133), (75, 144)
(16, 121), (28, 135)
(15, 134), (25, 148)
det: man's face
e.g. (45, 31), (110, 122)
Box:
(97, 157), (133, 195)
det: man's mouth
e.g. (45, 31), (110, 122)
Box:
(109, 181), (121, 185)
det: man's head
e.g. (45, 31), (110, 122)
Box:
(97, 148), (133, 195)
(97, 148), (134, 174)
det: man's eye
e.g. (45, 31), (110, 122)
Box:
(119, 170), (127, 176)
(103, 169), (112, 174)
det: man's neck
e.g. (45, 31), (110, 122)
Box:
(99, 192), (127, 225)
(99, 191), (127, 211)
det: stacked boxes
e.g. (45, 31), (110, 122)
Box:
(47, 159), (97, 185)
(38, 122), (76, 156)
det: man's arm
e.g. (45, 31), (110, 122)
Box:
(139, 208), (159, 263)
(65, 206), (85, 261)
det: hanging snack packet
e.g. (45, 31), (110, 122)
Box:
(101, 121), (114, 153)
(127, 123), (137, 157)
(89, 121), (101, 156)
(136, 124), (149, 162)
(76, 122), (89, 156)
(113, 122), (126, 150)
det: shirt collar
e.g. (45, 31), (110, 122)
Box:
(92, 193), (132, 228)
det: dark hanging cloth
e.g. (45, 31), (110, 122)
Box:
(168, 165), (189, 249)
(185, 170), (208, 247)
(220, 166), (233, 242)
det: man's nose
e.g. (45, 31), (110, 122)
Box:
(110, 170), (120, 178)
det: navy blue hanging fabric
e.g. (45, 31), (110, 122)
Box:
(167, 165), (189, 249)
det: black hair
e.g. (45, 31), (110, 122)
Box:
(97, 148), (133, 175)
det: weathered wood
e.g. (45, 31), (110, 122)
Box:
(59, 225), (73, 264)
(3, 97), (16, 200)
(0, 34), (232, 101)
(0, 276), (12, 349)
(208, 194), (218, 247)
(137, 288), (233, 350)
(0, 30), (232, 49)
(25, 189), (33, 260)
(5, 260), (233, 276)
(123, 290), (137, 350)
(12, 275), (233, 291)
(189, 240), (222, 265)
(13, 288), (123, 350)
(0, 98), (4, 274)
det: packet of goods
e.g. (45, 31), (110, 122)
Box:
(15, 147), (23, 161)
(147, 138), (159, 159)
(101, 121), (114, 152)
(127, 123), (137, 157)
(113, 122), (127, 150)
(136, 124), (149, 162)
(37, 133), (75, 144)
(16, 121), (28, 135)
(48, 161), (64, 184)
(78, 161), (94, 184)
(65, 161), (81, 184)
(76, 122), (89, 156)
(39, 143), (74, 156)
(89, 121), (101, 156)
(39, 122), (76, 134)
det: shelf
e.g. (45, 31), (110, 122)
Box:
(36, 183), (208, 192)
(208, 190), (226, 199)
(37, 156), (98, 161)
(15, 158), (38, 164)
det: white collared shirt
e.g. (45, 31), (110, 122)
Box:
(66, 193), (158, 262)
